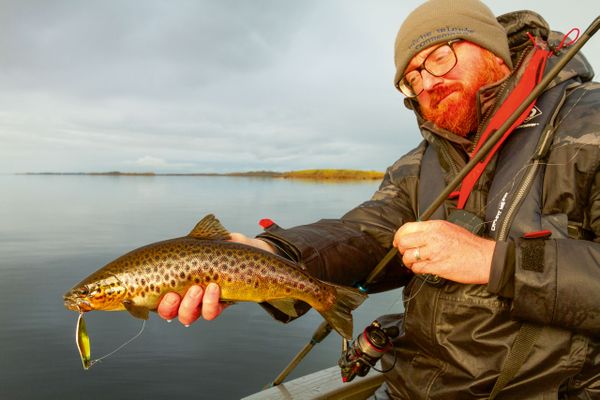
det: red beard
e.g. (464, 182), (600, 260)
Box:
(420, 53), (508, 137)
(422, 83), (479, 136)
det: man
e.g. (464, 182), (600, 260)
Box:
(159, 0), (600, 398)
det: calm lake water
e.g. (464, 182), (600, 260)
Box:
(0, 174), (403, 400)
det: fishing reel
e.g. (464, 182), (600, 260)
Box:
(338, 320), (400, 382)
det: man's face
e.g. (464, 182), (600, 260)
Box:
(406, 41), (510, 137)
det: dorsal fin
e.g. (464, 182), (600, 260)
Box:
(187, 214), (231, 240)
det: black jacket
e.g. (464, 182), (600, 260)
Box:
(259, 11), (600, 399)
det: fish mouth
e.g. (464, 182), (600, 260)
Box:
(63, 295), (92, 313)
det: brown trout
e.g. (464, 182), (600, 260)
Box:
(63, 214), (367, 339)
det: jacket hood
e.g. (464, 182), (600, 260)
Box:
(498, 10), (595, 86)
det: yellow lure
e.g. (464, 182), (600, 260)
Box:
(76, 313), (91, 370)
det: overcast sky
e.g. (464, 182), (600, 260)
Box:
(1, 1), (598, 173)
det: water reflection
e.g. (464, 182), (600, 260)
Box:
(0, 175), (403, 399)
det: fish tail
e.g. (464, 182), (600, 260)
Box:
(317, 284), (367, 340)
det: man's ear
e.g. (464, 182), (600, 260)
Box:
(494, 55), (512, 74)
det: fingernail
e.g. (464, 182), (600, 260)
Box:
(184, 324), (190, 328)
(166, 319), (172, 323)
(206, 283), (218, 296)
(189, 285), (202, 298)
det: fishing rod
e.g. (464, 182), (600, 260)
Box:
(267, 15), (600, 387)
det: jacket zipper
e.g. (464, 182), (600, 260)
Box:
(495, 85), (567, 241)
(496, 160), (541, 241)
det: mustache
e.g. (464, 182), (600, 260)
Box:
(428, 83), (463, 108)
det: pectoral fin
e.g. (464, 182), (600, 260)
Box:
(123, 300), (150, 320)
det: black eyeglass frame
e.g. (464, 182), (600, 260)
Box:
(397, 39), (462, 98)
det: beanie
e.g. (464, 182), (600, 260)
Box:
(393, 0), (512, 90)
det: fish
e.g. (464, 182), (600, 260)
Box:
(63, 214), (367, 339)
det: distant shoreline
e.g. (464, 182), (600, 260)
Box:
(18, 169), (385, 181)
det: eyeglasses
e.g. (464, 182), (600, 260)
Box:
(397, 40), (461, 98)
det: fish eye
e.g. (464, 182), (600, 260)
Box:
(77, 287), (89, 296)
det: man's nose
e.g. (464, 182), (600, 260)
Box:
(420, 70), (443, 91)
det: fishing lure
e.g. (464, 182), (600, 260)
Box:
(74, 312), (145, 370)
(76, 313), (92, 370)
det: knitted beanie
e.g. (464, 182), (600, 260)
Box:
(393, 0), (512, 90)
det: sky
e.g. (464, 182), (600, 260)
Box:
(1, 0), (599, 173)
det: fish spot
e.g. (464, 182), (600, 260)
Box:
(194, 278), (201, 284)
(150, 284), (154, 290)
(299, 283), (305, 290)
(246, 278), (252, 284)
(141, 291), (146, 298)
(179, 272), (185, 279)
(170, 280), (176, 287)
(141, 278), (146, 285)
(285, 288), (291, 294)
(213, 273), (219, 281)
(254, 281), (259, 289)
(204, 276), (211, 282)
(164, 273), (169, 280)
(227, 277), (233, 283)
(153, 266), (158, 272)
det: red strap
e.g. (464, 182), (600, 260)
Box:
(522, 230), (552, 239)
(455, 45), (551, 209)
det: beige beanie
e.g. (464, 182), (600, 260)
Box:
(393, 0), (512, 90)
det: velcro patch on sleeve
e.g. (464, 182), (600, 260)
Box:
(521, 240), (545, 272)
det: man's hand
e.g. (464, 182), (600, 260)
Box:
(228, 233), (277, 254)
(393, 220), (495, 284)
(156, 232), (276, 325)
(157, 283), (227, 326)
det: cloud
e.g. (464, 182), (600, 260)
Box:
(0, 0), (598, 174)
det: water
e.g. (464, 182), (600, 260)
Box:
(0, 174), (403, 399)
